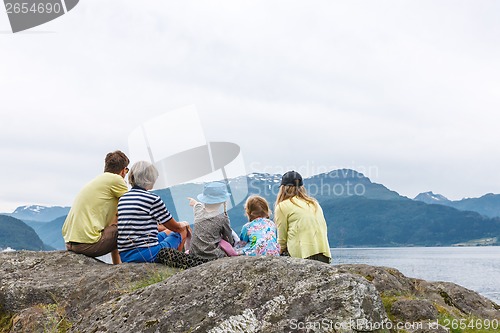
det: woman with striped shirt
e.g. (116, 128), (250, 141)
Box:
(117, 161), (190, 263)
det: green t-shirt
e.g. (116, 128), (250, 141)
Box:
(275, 197), (331, 259)
(62, 172), (128, 244)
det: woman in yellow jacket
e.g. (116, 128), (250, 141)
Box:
(275, 171), (332, 263)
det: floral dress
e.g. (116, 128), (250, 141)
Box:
(236, 218), (280, 256)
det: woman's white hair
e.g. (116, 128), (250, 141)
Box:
(128, 161), (159, 190)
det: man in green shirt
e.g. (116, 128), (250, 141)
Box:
(62, 150), (129, 264)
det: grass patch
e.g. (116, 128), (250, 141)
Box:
(380, 293), (420, 323)
(0, 311), (13, 333)
(40, 303), (72, 333)
(364, 274), (375, 282)
(380, 294), (400, 322)
(129, 267), (178, 292)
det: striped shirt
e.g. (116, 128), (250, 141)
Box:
(117, 187), (172, 252)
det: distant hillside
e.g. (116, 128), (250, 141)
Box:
(448, 194), (500, 218)
(25, 216), (67, 250)
(414, 192), (500, 218)
(307, 169), (402, 201)
(325, 196), (500, 247)
(4, 205), (70, 222)
(0, 215), (51, 251)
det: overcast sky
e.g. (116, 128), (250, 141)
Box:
(1, 1), (499, 212)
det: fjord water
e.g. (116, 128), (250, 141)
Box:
(332, 246), (500, 304)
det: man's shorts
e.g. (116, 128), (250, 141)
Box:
(65, 224), (118, 257)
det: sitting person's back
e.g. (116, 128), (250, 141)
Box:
(117, 161), (190, 263)
(236, 195), (280, 256)
(275, 171), (332, 263)
(62, 150), (130, 264)
(188, 182), (234, 260)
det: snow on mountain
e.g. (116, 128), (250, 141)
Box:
(14, 205), (45, 214)
(414, 191), (450, 204)
(5, 205), (70, 222)
(248, 173), (282, 183)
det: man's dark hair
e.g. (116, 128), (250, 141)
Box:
(104, 150), (130, 174)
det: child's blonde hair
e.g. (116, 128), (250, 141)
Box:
(275, 185), (317, 210)
(245, 195), (271, 221)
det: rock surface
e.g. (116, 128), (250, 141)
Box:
(0, 251), (178, 332)
(1, 252), (499, 333)
(390, 299), (438, 322)
(336, 264), (500, 317)
(73, 256), (388, 333)
(336, 264), (500, 332)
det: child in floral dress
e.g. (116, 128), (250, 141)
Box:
(236, 195), (280, 256)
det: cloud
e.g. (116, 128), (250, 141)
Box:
(1, 0), (499, 211)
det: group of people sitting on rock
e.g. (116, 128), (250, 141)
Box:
(62, 150), (332, 268)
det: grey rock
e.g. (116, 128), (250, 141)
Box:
(427, 281), (500, 320)
(73, 256), (388, 333)
(0, 250), (178, 330)
(336, 264), (500, 321)
(336, 264), (417, 295)
(391, 299), (438, 322)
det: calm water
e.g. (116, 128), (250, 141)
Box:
(331, 246), (500, 304)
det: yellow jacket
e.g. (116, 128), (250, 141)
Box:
(275, 197), (331, 259)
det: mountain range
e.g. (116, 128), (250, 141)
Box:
(414, 191), (500, 218)
(4, 205), (70, 222)
(1, 169), (499, 250)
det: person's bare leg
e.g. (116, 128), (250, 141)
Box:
(111, 249), (121, 264)
(177, 227), (189, 251)
(106, 216), (121, 264)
